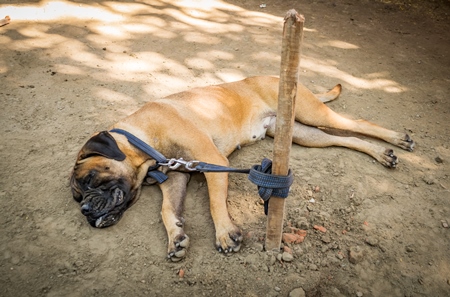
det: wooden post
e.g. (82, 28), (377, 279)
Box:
(265, 9), (304, 252)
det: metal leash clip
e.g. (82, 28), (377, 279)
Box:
(159, 158), (200, 171)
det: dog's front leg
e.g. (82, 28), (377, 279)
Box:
(204, 171), (243, 253)
(159, 171), (190, 262)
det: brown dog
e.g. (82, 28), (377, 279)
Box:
(70, 76), (414, 261)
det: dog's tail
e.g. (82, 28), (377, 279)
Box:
(315, 84), (342, 103)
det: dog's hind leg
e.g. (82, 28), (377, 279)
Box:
(295, 84), (414, 152)
(159, 171), (191, 261)
(267, 122), (399, 168)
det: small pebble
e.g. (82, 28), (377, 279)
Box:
(314, 225), (327, 233)
(276, 253), (283, 262)
(356, 292), (363, 297)
(296, 217), (309, 229)
(365, 236), (379, 247)
(422, 175), (436, 185)
(435, 156), (443, 163)
(349, 246), (364, 264)
(282, 252), (294, 262)
(251, 242), (264, 252)
(289, 287), (306, 297)
(321, 235), (331, 244)
(270, 254), (276, 265)
(283, 246), (293, 254)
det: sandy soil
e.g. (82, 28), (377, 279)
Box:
(1, 0), (449, 296)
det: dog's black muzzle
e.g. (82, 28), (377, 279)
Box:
(80, 187), (127, 228)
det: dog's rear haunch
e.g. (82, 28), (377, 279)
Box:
(71, 76), (414, 261)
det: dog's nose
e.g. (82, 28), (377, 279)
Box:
(81, 203), (91, 215)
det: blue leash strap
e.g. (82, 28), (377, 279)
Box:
(248, 158), (294, 215)
(196, 159), (293, 214)
(109, 129), (293, 215)
(194, 162), (251, 173)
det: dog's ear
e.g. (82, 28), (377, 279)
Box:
(79, 131), (126, 161)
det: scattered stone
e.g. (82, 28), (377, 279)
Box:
(321, 235), (331, 244)
(405, 246), (414, 253)
(268, 253), (276, 266)
(336, 252), (344, 260)
(178, 269), (185, 278)
(282, 252), (294, 262)
(282, 233), (305, 244)
(283, 233), (297, 244)
(441, 220), (449, 228)
(289, 287), (306, 297)
(276, 253), (283, 262)
(349, 246), (364, 264)
(365, 236), (379, 247)
(74, 260), (84, 267)
(317, 211), (331, 222)
(435, 156), (443, 163)
(283, 245), (293, 254)
(356, 292), (363, 297)
(418, 276), (424, 285)
(275, 286), (281, 292)
(313, 225), (327, 233)
(251, 242), (264, 252)
(244, 253), (259, 265)
(422, 175), (437, 185)
(295, 217), (309, 229)
(288, 227), (307, 237)
(309, 263), (318, 271)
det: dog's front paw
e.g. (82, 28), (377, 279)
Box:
(215, 224), (243, 254)
(381, 148), (398, 168)
(167, 233), (190, 262)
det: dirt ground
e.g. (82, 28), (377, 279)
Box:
(1, 0), (449, 296)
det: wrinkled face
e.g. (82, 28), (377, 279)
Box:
(71, 131), (140, 228)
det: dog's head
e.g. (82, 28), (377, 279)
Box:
(70, 131), (148, 228)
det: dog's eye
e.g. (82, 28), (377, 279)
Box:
(84, 171), (96, 185)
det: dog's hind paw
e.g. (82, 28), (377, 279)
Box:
(167, 234), (190, 262)
(215, 226), (243, 254)
(401, 134), (415, 152)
